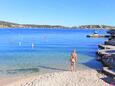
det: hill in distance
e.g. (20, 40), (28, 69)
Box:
(0, 20), (115, 29)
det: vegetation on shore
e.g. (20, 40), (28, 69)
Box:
(0, 20), (115, 29)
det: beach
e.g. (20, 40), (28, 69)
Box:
(3, 69), (109, 86)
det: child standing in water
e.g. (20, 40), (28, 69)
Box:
(70, 49), (78, 71)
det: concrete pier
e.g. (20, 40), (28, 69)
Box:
(98, 44), (115, 49)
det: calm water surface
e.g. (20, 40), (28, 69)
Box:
(0, 28), (107, 77)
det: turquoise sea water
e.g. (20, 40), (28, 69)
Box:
(0, 28), (107, 77)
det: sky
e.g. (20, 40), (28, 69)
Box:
(0, 0), (115, 26)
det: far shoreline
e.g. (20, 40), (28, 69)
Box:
(0, 27), (107, 30)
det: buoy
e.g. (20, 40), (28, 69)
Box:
(32, 43), (35, 48)
(19, 42), (22, 46)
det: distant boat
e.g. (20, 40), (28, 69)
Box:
(87, 30), (104, 38)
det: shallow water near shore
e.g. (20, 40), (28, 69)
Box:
(0, 28), (107, 77)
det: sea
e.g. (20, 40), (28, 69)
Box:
(0, 28), (107, 77)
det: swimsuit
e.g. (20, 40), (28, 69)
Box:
(72, 59), (75, 63)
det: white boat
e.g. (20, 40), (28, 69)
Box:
(87, 30), (103, 38)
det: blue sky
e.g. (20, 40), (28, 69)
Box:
(0, 0), (115, 26)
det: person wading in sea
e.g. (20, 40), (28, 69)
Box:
(70, 49), (78, 71)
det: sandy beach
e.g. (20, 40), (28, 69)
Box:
(3, 69), (109, 86)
